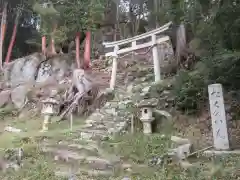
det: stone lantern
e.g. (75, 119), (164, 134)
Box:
(40, 90), (60, 132)
(137, 98), (158, 134)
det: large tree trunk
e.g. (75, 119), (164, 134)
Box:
(0, 2), (8, 69)
(84, 31), (91, 68)
(42, 36), (46, 55)
(5, 8), (20, 64)
(50, 24), (57, 54)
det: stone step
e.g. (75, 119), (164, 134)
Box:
(81, 123), (108, 131)
(77, 128), (107, 134)
(77, 129), (108, 141)
(81, 169), (113, 176)
(86, 115), (127, 125)
(48, 140), (121, 163)
(89, 111), (115, 118)
(41, 147), (87, 162)
(82, 120), (127, 134)
(55, 168), (113, 178)
(83, 116), (128, 137)
(42, 142), (99, 157)
(82, 121), (123, 131)
(41, 146), (116, 169)
(72, 138), (99, 146)
(84, 156), (113, 170)
(54, 164), (113, 178)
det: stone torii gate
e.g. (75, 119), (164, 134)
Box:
(102, 22), (172, 90)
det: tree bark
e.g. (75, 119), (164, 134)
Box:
(50, 23), (57, 54)
(42, 36), (46, 55)
(5, 8), (20, 64)
(0, 2), (8, 69)
(84, 31), (91, 68)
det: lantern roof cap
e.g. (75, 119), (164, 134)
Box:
(136, 98), (158, 108)
(42, 97), (59, 104)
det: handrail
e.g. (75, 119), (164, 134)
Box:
(102, 21), (172, 48)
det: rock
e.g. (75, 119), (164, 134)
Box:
(80, 132), (94, 140)
(154, 110), (172, 120)
(171, 136), (190, 145)
(122, 177), (131, 180)
(0, 82), (5, 90)
(141, 86), (151, 94)
(55, 171), (69, 177)
(86, 156), (112, 170)
(169, 143), (192, 160)
(7, 53), (44, 87)
(42, 148), (85, 162)
(4, 126), (22, 133)
(68, 174), (77, 180)
(179, 160), (193, 169)
(127, 84), (134, 93)
(36, 62), (52, 83)
(148, 156), (163, 166)
(139, 77), (147, 82)
(5, 53), (75, 89)
(132, 84), (144, 93)
(82, 169), (112, 176)
(122, 163), (132, 169)
(105, 108), (117, 115)
(85, 119), (97, 125)
(11, 85), (28, 109)
(2, 162), (21, 172)
(0, 90), (11, 108)
(108, 128), (115, 134)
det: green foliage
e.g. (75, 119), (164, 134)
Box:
(31, 0), (105, 43)
(33, 2), (59, 16)
(172, 48), (240, 115)
(163, 1), (240, 116)
(33, 1), (60, 39)
(203, 50), (240, 90)
(173, 70), (207, 114)
(103, 133), (240, 179)
(103, 133), (171, 163)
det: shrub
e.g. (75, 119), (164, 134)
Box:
(173, 70), (207, 114)
(203, 50), (240, 90)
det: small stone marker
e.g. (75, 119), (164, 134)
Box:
(208, 83), (229, 150)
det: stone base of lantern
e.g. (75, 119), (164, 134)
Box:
(41, 115), (51, 132)
(140, 118), (154, 134)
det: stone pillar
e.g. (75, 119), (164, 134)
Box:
(42, 114), (50, 132)
(208, 83), (230, 150)
(152, 34), (161, 82)
(109, 45), (119, 90)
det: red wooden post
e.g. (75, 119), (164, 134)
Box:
(84, 31), (91, 68)
(1, 2), (7, 46)
(0, 2), (8, 68)
(75, 32), (80, 68)
(5, 10), (20, 63)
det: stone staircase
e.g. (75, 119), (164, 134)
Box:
(41, 138), (123, 178)
(40, 87), (141, 178)
(39, 59), (154, 179)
